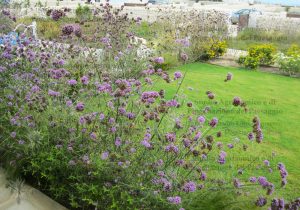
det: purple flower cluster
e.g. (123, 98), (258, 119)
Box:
(284, 198), (300, 210)
(62, 24), (74, 36)
(182, 181), (196, 193)
(209, 117), (218, 128)
(76, 102), (85, 111)
(141, 91), (159, 104)
(218, 151), (227, 164)
(225, 72), (233, 82)
(141, 130), (152, 148)
(174, 71), (183, 80)
(48, 68), (70, 79)
(165, 132), (176, 142)
(48, 90), (60, 97)
(270, 198), (285, 210)
(50, 9), (65, 21)
(167, 196), (181, 205)
(257, 176), (274, 195)
(180, 53), (188, 62)
(165, 143), (179, 154)
(252, 116), (263, 143)
(175, 37), (190, 47)
(153, 57), (164, 64)
(232, 96), (242, 106)
(255, 196), (267, 207)
(278, 163), (288, 187)
(233, 178), (241, 188)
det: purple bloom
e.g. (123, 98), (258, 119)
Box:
(218, 151), (227, 164)
(165, 143), (179, 154)
(263, 160), (270, 167)
(68, 79), (77, 86)
(209, 117), (218, 128)
(193, 131), (202, 141)
(154, 57), (164, 64)
(141, 139), (151, 148)
(66, 100), (73, 107)
(200, 172), (207, 181)
(62, 24), (74, 35)
(115, 137), (122, 147)
(227, 143), (234, 149)
(183, 181), (196, 193)
(232, 97), (242, 106)
(81, 76), (89, 85)
(99, 113), (105, 121)
(233, 178), (241, 188)
(248, 132), (254, 141)
(48, 89), (60, 97)
(174, 71), (183, 80)
(18, 139), (25, 145)
(101, 151), (109, 160)
(141, 91), (159, 104)
(165, 132), (176, 142)
(207, 93), (215, 99)
(10, 132), (16, 138)
(166, 99), (179, 107)
(167, 196), (181, 205)
(255, 196), (267, 207)
(257, 176), (269, 188)
(249, 177), (257, 183)
(180, 53), (188, 62)
(76, 102), (85, 111)
(90, 132), (97, 140)
(225, 72), (233, 82)
(198, 116), (205, 124)
(216, 142), (223, 149)
(126, 112), (135, 120)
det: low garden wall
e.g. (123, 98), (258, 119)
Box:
(249, 13), (300, 32)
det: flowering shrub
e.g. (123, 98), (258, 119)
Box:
(275, 44), (300, 75)
(238, 44), (276, 69)
(0, 32), (297, 210)
(200, 39), (227, 61)
(0, 7), (15, 34)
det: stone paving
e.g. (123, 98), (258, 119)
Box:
(0, 168), (67, 210)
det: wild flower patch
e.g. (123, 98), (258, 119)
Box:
(0, 1), (298, 210)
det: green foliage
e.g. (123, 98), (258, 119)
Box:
(38, 20), (61, 40)
(75, 4), (92, 22)
(238, 44), (276, 69)
(287, 44), (300, 56)
(154, 53), (181, 70)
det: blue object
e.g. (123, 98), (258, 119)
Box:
(0, 32), (19, 46)
(255, 0), (300, 7)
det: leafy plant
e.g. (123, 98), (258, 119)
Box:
(238, 44), (276, 69)
(75, 4), (92, 22)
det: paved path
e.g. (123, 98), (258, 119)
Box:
(0, 168), (67, 210)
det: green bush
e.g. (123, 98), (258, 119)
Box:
(238, 44), (276, 69)
(75, 4), (92, 22)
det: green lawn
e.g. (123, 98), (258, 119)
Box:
(155, 62), (300, 206)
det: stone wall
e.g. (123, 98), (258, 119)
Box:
(249, 13), (300, 32)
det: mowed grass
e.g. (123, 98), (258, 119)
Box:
(155, 62), (300, 205)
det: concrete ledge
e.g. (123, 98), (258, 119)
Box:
(0, 168), (67, 210)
